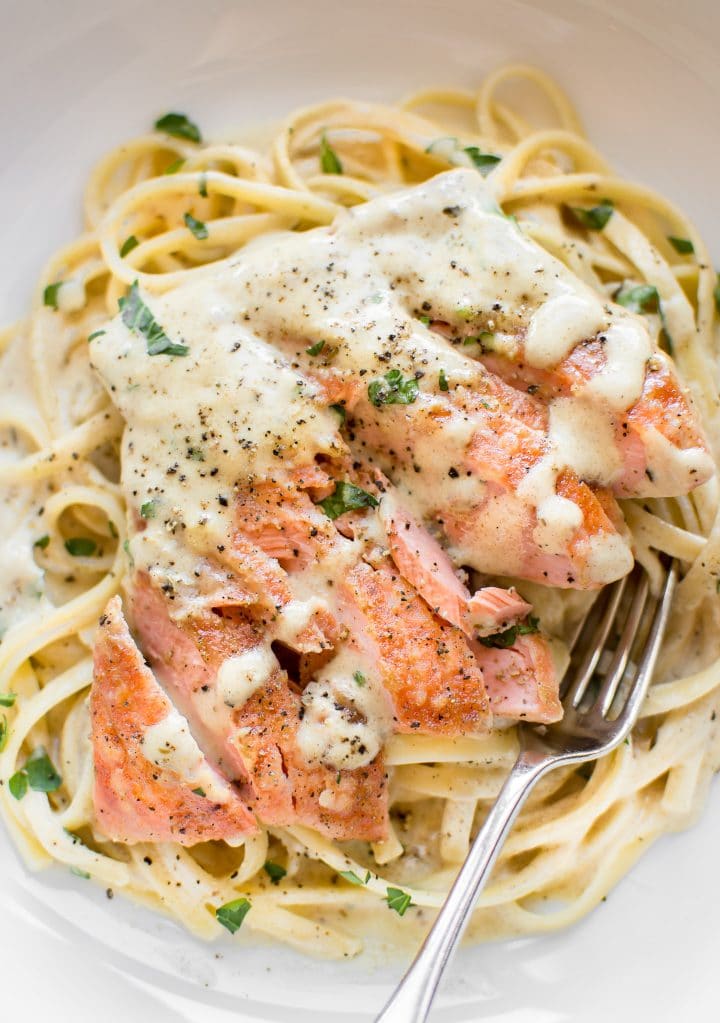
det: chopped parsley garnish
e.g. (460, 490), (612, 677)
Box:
(615, 283), (659, 314)
(140, 500), (157, 519)
(34, 534), (50, 550)
(215, 897), (251, 934)
(367, 368), (419, 407)
(418, 314), (431, 326)
(330, 403), (346, 423)
(43, 282), (63, 309)
(668, 236), (694, 254)
(108, 520), (119, 539)
(198, 173), (208, 197)
(306, 340), (325, 356)
(0, 716), (7, 753)
(319, 132), (343, 174)
(479, 615), (540, 649)
(263, 861), (287, 885)
(119, 281), (189, 357)
(385, 886), (413, 916)
(64, 537), (97, 557)
(70, 866), (91, 880)
(567, 200), (614, 231)
(119, 235), (139, 258)
(184, 211), (208, 240)
(456, 306), (475, 321)
(319, 481), (379, 520)
(353, 670), (366, 687)
(463, 146), (501, 175)
(154, 112), (202, 143)
(9, 747), (62, 800)
(425, 138), (501, 175)
(191, 787), (206, 797)
(87, 329), (106, 342)
(339, 869), (371, 886)
(122, 539), (134, 566)
(8, 771), (27, 800)
(163, 157), (185, 175)
(0, 693), (16, 708)
(438, 369), (449, 391)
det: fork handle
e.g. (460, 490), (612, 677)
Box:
(374, 749), (551, 1023)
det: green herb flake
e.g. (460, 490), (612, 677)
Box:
(163, 157), (186, 175)
(464, 146), (501, 176)
(338, 870), (366, 886)
(198, 173), (208, 197)
(64, 537), (97, 557)
(0, 716), (7, 753)
(329, 403), (346, 423)
(320, 133), (343, 175)
(668, 236), (694, 255)
(43, 282), (63, 309)
(191, 787), (206, 797)
(25, 748), (62, 793)
(154, 112), (202, 143)
(34, 534), (50, 550)
(367, 368), (420, 408)
(567, 201), (614, 231)
(320, 481), (379, 520)
(456, 306), (475, 321)
(184, 211), (208, 240)
(615, 283), (659, 314)
(418, 314), (431, 326)
(306, 340), (325, 356)
(88, 329), (106, 343)
(438, 369), (449, 392)
(108, 520), (119, 539)
(70, 866), (91, 880)
(385, 886), (413, 916)
(0, 693), (16, 708)
(119, 281), (189, 357)
(8, 771), (28, 800)
(479, 615), (540, 649)
(187, 447), (205, 461)
(122, 539), (134, 567)
(353, 670), (366, 687)
(263, 861), (287, 885)
(215, 897), (251, 934)
(119, 235), (139, 258)
(140, 500), (157, 519)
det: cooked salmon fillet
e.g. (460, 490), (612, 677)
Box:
(87, 168), (713, 845)
(91, 597), (257, 845)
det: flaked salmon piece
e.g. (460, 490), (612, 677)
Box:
(469, 633), (562, 724)
(356, 385), (633, 589)
(381, 491), (530, 637)
(340, 559), (492, 734)
(91, 597), (257, 845)
(129, 575), (388, 841)
(478, 342), (711, 498)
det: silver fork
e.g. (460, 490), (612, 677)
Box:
(375, 558), (677, 1023)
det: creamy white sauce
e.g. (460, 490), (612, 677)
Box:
(273, 596), (330, 645)
(297, 648), (393, 771)
(142, 706), (232, 804)
(524, 292), (605, 368)
(216, 645), (278, 708)
(90, 169), (706, 603)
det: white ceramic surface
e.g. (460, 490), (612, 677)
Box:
(1, 1), (719, 1020)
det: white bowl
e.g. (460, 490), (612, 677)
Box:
(1, 1), (718, 1020)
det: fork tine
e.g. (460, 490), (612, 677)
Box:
(563, 574), (628, 709)
(595, 570), (650, 717)
(612, 559), (678, 727)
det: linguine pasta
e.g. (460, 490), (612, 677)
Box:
(1, 65), (719, 958)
